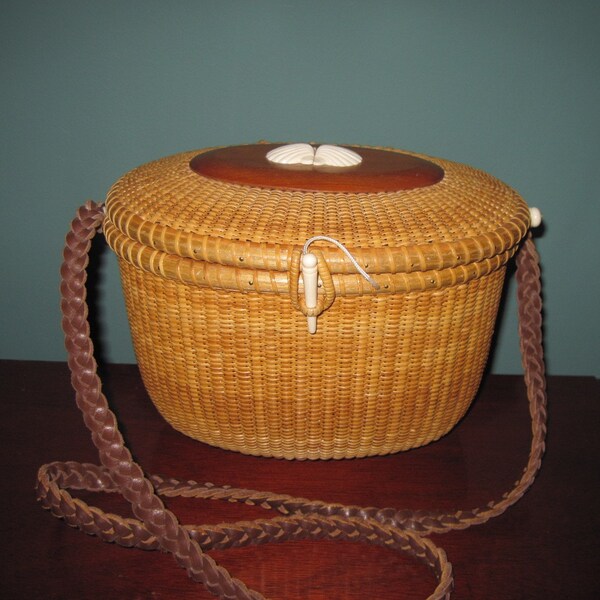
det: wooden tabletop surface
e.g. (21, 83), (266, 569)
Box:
(1, 360), (598, 599)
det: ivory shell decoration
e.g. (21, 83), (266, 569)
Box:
(265, 143), (315, 165)
(266, 143), (362, 167)
(313, 144), (362, 167)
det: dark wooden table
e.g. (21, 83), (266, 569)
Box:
(1, 360), (598, 599)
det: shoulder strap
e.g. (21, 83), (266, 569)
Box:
(37, 201), (546, 599)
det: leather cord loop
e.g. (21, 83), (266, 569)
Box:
(36, 202), (547, 600)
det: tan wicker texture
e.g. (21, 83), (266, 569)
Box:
(104, 144), (530, 459)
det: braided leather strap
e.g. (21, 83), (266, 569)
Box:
(37, 201), (547, 599)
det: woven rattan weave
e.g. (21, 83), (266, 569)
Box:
(103, 144), (531, 459)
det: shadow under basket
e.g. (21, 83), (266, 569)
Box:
(103, 142), (532, 459)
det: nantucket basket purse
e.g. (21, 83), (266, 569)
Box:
(38, 142), (546, 599)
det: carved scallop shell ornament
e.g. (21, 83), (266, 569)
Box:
(266, 143), (362, 167)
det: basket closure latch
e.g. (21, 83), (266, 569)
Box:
(301, 252), (319, 334)
(290, 236), (380, 334)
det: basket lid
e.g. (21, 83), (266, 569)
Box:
(104, 142), (531, 275)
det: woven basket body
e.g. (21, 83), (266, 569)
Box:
(104, 144), (530, 459)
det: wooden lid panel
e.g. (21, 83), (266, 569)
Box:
(189, 144), (445, 192)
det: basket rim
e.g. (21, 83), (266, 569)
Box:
(104, 219), (517, 295)
(105, 200), (529, 276)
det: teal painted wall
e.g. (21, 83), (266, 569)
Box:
(2, 1), (599, 376)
